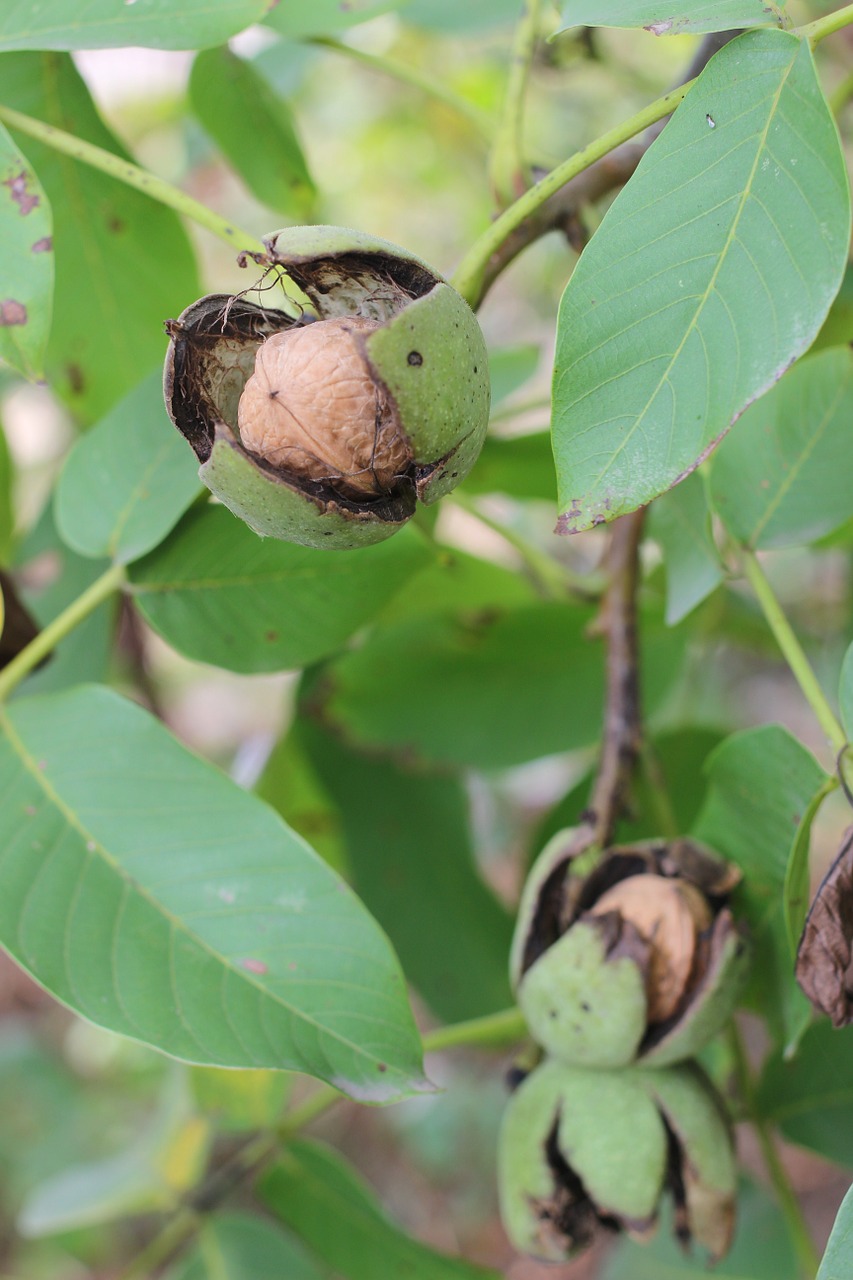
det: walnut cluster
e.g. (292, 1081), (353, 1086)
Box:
(237, 316), (411, 501)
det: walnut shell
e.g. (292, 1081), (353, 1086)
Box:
(238, 319), (411, 500)
(589, 874), (711, 1023)
(163, 225), (490, 550)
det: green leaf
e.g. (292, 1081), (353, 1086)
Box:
(300, 718), (514, 1022)
(648, 471), (724, 624)
(314, 601), (683, 770)
(0, 123), (52, 381)
(129, 507), (433, 674)
(489, 344), (540, 405)
(840, 642), (853, 743)
(19, 1072), (207, 1235)
(265, 2), (406, 38)
(758, 1020), (853, 1168)
(693, 725), (828, 1045)
(556, 0), (787, 35)
(13, 504), (114, 698)
(0, 1), (269, 52)
(602, 1181), (799, 1278)
(189, 47), (315, 218)
(0, 685), (426, 1101)
(1, 52), (199, 422)
(819, 1182), (853, 1280)
(260, 1139), (500, 1280)
(376, 545), (538, 624)
(190, 1065), (290, 1132)
(256, 730), (348, 877)
(551, 31), (850, 533)
(55, 372), (200, 564)
(710, 349), (853, 549)
(813, 263), (853, 353)
(783, 781), (831, 957)
(463, 433), (555, 502)
(164, 1212), (329, 1280)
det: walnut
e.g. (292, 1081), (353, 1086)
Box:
(237, 317), (411, 501)
(589, 873), (712, 1023)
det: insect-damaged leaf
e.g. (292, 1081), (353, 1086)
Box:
(551, 30), (850, 533)
(0, 121), (52, 381)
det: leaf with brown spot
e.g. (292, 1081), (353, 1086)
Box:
(1, 51), (198, 421)
(0, 121), (51, 379)
(796, 827), (853, 1027)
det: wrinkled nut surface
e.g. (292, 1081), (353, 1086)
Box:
(589, 874), (712, 1023)
(237, 317), (411, 501)
(163, 226), (491, 550)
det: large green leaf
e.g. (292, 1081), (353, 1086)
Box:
(758, 1021), (853, 1168)
(0, 122), (52, 381)
(265, 2), (405, 37)
(556, 1), (787, 35)
(165, 1212), (329, 1280)
(648, 471), (723, 624)
(261, 1140), (499, 1280)
(0, 685), (426, 1101)
(0, 1), (269, 51)
(55, 372), (200, 564)
(189, 47), (315, 218)
(314, 601), (683, 770)
(300, 719), (514, 1022)
(819, 1182), (853, 1280)
(710, 348), (853, 549)
(693, 725), (827, 1046)
(1, 52), (199, 422)
(602, 1182), (799, 1279)
(552, 31), (850, 534)
(129, 506), (433, 674)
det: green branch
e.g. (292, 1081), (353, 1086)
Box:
(451, 81), (691, 306)
(0, 104), (269, 261)
(740, 549), (846, 755)
(0, 562), (127, 704)
(422, 1006), (527, 1053)
(800, 1), (853, 44)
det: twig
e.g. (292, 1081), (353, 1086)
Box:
(468, 30), (741, 305)
(584, 508), (646, 846)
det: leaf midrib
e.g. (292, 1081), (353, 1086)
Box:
(591, 40), (799, 493)
(0, 706), (399, 1080)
